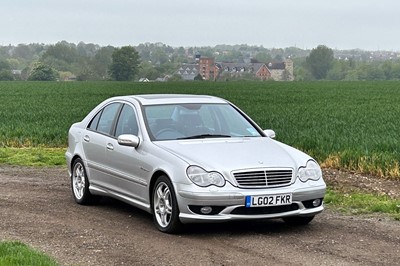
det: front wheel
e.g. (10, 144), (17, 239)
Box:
(152, 175), (182, 233)
(71, 158), (99, 205)
(283, 216), (315, 226)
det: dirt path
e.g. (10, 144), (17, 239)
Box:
(0, 166), (399, 266)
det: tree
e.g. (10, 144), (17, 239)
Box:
(76, 65), (96, 81)
(138, 61), (160, 80)
(0, 70), (14, 80)
(42, 42), (78, 65)
(356, 63), (385, 81)
(194, 73), (204, 81)
(168, 73), (183, 82)
(306, 45), (334, 79)
(151, 48), (169, 65)
(110, 46), (140, 81)
(0, 60), (10, 71)
(28, 62), (58, 81)
(13, 44), (35, 61)
(0, 60), (13, 80)
(253, 52), (272, 63)
(326, 60), (353, 80)
(91, 46), (115, 80)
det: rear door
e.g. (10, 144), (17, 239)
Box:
(82, 102), (122, 188)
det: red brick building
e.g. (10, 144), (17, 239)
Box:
(255, 64), (272, 80)
(199, 57), (215, 80)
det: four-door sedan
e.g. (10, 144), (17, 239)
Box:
(66, 94), (326, 233)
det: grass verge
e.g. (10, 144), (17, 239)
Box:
(0, 148), (65, 166)
(325, 188), (400, 220)
(0, 241), (58, 266)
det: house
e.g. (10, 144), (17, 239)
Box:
(268, 59), (294, 81)
(256, 64), (273, 80)
(175, 57), (294, 81)
(175, 64), (199, 80)
(214, 62), (271, 80)
(155, 75), (170, 82)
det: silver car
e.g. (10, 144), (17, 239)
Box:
(66, 94), (326, 233)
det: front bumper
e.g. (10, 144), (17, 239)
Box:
(176, 183), (326, 224)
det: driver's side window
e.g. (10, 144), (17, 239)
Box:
(115, 105), (139, 137)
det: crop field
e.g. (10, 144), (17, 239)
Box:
(1, 81), (400, 178)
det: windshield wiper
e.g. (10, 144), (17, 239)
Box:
(178, 134), (231, 140)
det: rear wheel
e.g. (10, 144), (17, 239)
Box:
(283, 216), (315, 226)
(71, 158), (99, 205)
(152, 175), (182, 233)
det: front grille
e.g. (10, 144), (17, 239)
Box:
(233, 169), (293, 188)
(231, 204), (299, 215)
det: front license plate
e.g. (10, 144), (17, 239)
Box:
(245, 193), (292, 208)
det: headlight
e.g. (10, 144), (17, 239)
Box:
(186, 166), (225, 187)
(298, 160), (322, 182)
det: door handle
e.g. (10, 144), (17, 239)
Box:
(83, 135), (90, 142)
(106, 143), (114, 151)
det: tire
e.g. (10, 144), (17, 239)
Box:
(71, 158), (99, 205)
(283, 216), (315, 226)
(152, 175), (182, 233)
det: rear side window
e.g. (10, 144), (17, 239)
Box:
(88, 110), (102, 131)
(87, 103), (122, 135)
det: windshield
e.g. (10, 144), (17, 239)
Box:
(144, 103), (262, 140)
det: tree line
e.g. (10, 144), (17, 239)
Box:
(295, 45), (400, 81)
(1, 41), (400, 81)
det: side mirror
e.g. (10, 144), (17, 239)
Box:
(118, 134), (140, 148)
(263, 129), (276, 139)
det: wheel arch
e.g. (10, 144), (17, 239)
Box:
(149, 171), (183, 233)
(149, 170), (170, 208)
(69, 155), (83, 176)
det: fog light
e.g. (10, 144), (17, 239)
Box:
(312, 199), (321, 207)
(200, 206), (212, 214)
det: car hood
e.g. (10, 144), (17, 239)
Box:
(154, 137), (312, 172)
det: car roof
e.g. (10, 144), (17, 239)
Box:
(126, 94), (228, 105)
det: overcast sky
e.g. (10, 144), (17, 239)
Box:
(2, 0), (400, 51)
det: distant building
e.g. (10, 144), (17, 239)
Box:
(175, 64), (199, 80)
(268, 59), (294, 81)
(175, 57), (294, 81)
(199, 57), (215, 80)
(155, 75), (170, 82)
(12, 70), (22, 75)
(215, 62), (271, 80)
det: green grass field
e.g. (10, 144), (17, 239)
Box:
(1, 80), (400, 178)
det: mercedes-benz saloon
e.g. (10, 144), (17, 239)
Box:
(66, 94), (326, 233)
